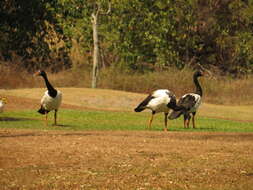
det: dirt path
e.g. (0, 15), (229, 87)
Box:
(0, 129), (253, 189)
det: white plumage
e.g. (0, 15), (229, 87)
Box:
(41, 90), (62, 112)
(145, 90), (173, 113)
(181, 93), (201, 113)
(0, 98), (7, 113)
(168, 70), (204, 128)
(134, 89), (181, 131)
(35, 70), (62, 126)
(0, 100), (5, 113)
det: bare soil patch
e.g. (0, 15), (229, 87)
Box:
(0, 129), (253, 189)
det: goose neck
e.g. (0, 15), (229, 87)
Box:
(42, 74), (57, 97)
(194, 76), (202, 96)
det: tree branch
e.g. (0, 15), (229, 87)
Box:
(105, 2), (111, 15)
(96, 3), (101, 17)
(100, 2), (111, 15)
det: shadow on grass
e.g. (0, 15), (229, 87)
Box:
(56, 124), (73, 128)
(193, 127), (215, 131)
(0, 117), (33, 122)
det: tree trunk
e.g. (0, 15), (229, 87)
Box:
(91, 13), (99, 88)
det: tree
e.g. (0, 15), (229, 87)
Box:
(91, 2), (111, 88)
(2, 0), (253, 75)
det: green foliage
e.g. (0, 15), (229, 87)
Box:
(107, 0), (197, 69)
(1, 0), (253, 75)
(0, 0), (70, 70)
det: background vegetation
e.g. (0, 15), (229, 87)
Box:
(1, 0), (253, 105)
(1, 0), (253, 74)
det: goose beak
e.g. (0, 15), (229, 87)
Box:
(33, 71), (40, 77)
(201, 69), (211, 77)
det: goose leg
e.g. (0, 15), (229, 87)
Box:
(192, 112), (196, 128)
(184, 114), (191, 128)
(183, 114), (187, 128)
(45, 112), (48, 126)
(187, 118), (191, 128)
(187, 115), (191, 128)
(148, 111), (155, 130)
(164, 112), (168, 131)
(54, 109), (57, 126)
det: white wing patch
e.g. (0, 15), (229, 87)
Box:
(146, 89), (172, 113)
(152, 89), (170, 98)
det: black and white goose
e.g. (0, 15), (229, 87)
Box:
(168, 70), (204, 128)
(34, 70), (62, 126)
(0, 97), (7, 113)
(134, 89), (183, 131)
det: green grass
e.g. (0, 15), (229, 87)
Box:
(0, 109), (253, 132)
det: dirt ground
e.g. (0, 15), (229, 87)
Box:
(1, 95), (253, 189)
(0, 129), (253, 190)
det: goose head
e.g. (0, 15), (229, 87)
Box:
(34, 70), (47, 77)
(194, 70), (204, 78)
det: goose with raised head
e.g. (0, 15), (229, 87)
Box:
(168, 70), (204, 128)
(34, 70), (62, 126)
(134, 89), (183, 131)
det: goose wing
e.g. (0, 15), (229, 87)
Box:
(177, 94), (197, 110)
(134, 89), (175, 113)
(134, 94), (154, 112)
(168, 94), (198, 120)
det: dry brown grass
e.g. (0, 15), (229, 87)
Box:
(0, 74), (253, 189)
(0, 88), (143, 112)
(98, 68), (253, 105)
(0, 129), (253, 190)
(1, 88), (253, 122)
(0, 66), (37, 89)
(1, 65), (253, 105)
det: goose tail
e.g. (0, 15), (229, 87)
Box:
(134, 106), (145, 112)
(168, 110), (183, 120)
(37, 106), (48, 115)
(134, 95), (154, 112)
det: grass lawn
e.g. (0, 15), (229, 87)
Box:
(1, 88), (253, 190)
(0, 109), (253, 132)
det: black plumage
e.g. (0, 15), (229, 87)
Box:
(168, 95), (197, 119)
(34, 70), (62, 126)
(37, 106), (48, 115)
(169, 70), (204, 128)
(134, 95), (154, 112)
(134, 89), (183, 131)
